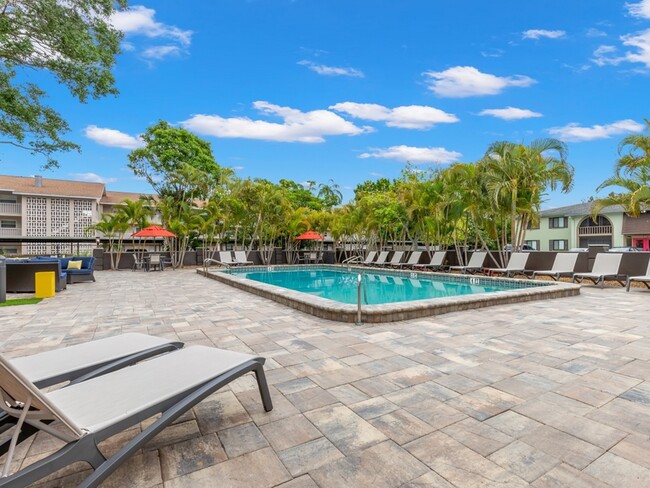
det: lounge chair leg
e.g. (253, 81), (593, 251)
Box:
(626, 279), (631, 292)
(254, 363), (274, 412)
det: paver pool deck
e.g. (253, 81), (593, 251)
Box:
(1, 268), (649, 487)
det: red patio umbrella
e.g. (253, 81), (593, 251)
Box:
(295, 230), (323, 240)
(132, 225), (176, 238)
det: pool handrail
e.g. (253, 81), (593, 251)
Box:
(342, 255), (363, 264)
(203, 258), (230, 274)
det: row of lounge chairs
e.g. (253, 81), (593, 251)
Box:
(0, 334), (273, 487)
(214, 250), (254, 267)
(359, 250), (448, 270)
(356, 250), (650, 289)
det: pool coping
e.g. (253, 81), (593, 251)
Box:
(198, 264), (581, 323)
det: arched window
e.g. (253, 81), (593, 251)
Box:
(578, 215), (612, 247)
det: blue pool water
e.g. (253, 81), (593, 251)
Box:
(228, 267), (536, 305)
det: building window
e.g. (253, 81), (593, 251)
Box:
(549, 217), (567, 229)
(0, 195), (17, 204)
(524, 240), (540, 250)
(550, 239), (568, 251)
(0, 220), (16, 228)
(527, 221), (540, 230)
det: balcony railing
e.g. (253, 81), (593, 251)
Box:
(0, 227), (21, 236)
(0, 203), (20, 215)
(578, 225), (612, 236)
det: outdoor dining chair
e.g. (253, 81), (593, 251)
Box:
(148, 254), (163, 271)
(0, 346), (272, 487)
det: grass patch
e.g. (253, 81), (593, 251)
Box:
(0, 297), (43, 307)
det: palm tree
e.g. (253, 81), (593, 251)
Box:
(480, 139), (573, 258)
(594, 120), (650, 217)
(114, 198), (153, 260)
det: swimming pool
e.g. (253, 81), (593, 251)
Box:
(200, 265), (580, 323)
(230, 267), (537, 305)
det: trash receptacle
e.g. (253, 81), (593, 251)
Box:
(35, 271), (56, 298)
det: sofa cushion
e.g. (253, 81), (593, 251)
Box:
(67, 260), (82, 270)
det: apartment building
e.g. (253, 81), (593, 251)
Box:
(0, 175), (148, 255)
(523, 202), (650, 251)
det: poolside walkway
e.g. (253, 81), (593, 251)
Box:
(1, 269), (649, 487)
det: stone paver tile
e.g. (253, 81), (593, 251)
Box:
(274, 377), (319, 395)
(584, 452), (650, 487)
(218, 421), (268, 458)
(327, 384), (369, 405)
(554, 383), (615, 407)
(557, 358), (599, 375)
(405, 431), (528, 487)
(285, 385), (339, 412)
(458, 361), (520, 384)
(275, 474), (319, 488)
(575, 369), (642, 396)
(514, 392), (593, 425)
(484, 410), (544, 438)
(520, 425), (604, 470)
(236, 386), (300, 426)
(404, 398), (466, 430)
(384, 381), (459, 406)
(164, 447), (290, 488)
(488, 440), (560, 482)
(381, 365), (442, 388)
(609, 434), (650, 470)
(277, 437), (344, 477)
(101, 449), (162, 488)
(442, 417), (513, 456)
(159, 433), (227, 481)
(531, 462), (613, 488)
(194, 391), (251, 434)
(259, 414), (322, 451)
(587, 397), (650, 436)
(492, 373), (560, 400)
(400, 470), (456, 488)
(350, 397), (400, 420)
(304, 404), (387, 455)
(447, 386), (523, 421)
(309, 365), (372, 389)
(309, 440), (429, 488)
(620, 380), (650, 405)
(616, 358), (650, 381)
(542, 412), (626, 450)
(145, 420), (201, 450)
(432, 372), (483, 394)
(352, 376), (403, 397)
(368, 409), (434, 445)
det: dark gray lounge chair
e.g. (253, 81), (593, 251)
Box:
(572, 253), (624, 288)
(484, 252), (530, 278)
(531, 253), (579, 281)
(1, 334), (183, 457)
(395, 251), (422, 268)
(0, 346), (272, 487)
(448, 251), (487, 274)
(418, 251), (448, 271)
(626, 259), (650, 291)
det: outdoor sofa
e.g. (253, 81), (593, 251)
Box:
(33, 256), (95, 284)
(6, 260), (67, 293)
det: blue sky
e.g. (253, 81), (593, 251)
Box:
(4, 0), (650, 207)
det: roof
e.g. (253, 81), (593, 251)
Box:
(540, 202), (625, 217)
(101, 191), (154, 205)
(0, 175), (104, 199)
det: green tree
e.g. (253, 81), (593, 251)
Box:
(594, 120), (650, 217)
(128, 121), (223, 199)
(0, 0), (126, 168)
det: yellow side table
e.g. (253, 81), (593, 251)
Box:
(35, 271), (56, 298)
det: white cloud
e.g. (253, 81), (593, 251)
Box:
(478, 107), (543, 120)
(360, 145), (462, 164)
(628, 0), (650, 19)
(84, 125), (144, 149)
(423, 66), (536, 98)
(111, 6), (192, 46)
(548, 119), (645, 142)
(142, 45), (180, 60)
(181, 101), (371, 143)
(298, 60), (364, 77)
(70, 173), (118, 184)
(585, 28), (607, 38)
(593, 30), (650, 67)
(329, 102), (458, 129)
(522, 29), (566, 40)
(231, 166), (244, 171)
(481, 49), (505, 58)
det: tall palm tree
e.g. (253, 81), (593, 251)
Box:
(594, 120), (650, 217)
